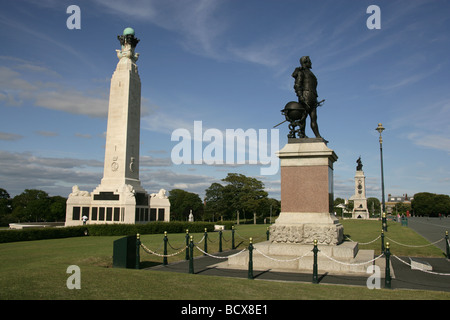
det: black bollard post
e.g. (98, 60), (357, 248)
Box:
(232, 226), (235, 250)
(203, 228), (208, 255)
(312, 240), (319, 284)
(382, 212), (388, 232)
(219, 230), (223, 253)
(163, 231), (168, 266)
(189, 236), (194, 274)
(248, 237), (254, 280)
(446, 231), (449, 259)
(185, 229), (190, 260)
(385, 242), (392, 289)
(135, 233), (141, 269)
(266, 227), (270, 241)
(381, 229), (385, 253)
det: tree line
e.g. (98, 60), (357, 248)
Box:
(169, 173), (280, 222)
(0, 188), (66, 226)
(2, 182), (447, 227)
(411, 192), (450, 217)
(335, 192), (450, 217)
(0, 173), (281, 226)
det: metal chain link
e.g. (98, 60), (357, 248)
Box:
(168, 240), (185, 251)
(194, 245), (247, 259)
(140, 243), (186, 257)
(318, 250), (385, 266)
(392, 255), (450, 276)
(386, 236), (443, 248)
(254, 247), (311, 262)
(344, 235), (381, 245)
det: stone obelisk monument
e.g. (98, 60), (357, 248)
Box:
(95, 27), (145, 195)
(225, 56), (374, 274)
(65, 28), (170, 226)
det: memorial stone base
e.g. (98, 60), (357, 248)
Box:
(223, 241), (375, 275)
(222, 139), (375, 275)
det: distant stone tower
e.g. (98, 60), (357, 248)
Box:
(350, 157), (369, 219)
(65, 28), (170, 226)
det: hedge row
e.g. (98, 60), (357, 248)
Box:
(0, 226), (87, 244)
(86, 221), (234, 236)
(0, 221), (235, 243)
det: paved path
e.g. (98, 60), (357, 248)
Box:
(406, 217), (450, 253)
(142, 217), (450, 293)
(144, 247), (450, 292)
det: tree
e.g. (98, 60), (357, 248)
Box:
(333, 197), (346, 216)
(433, 194), (450, 216)
(168, 189), (203, 221)
(49, 196), (67, 221)
(0, 188), (11, 215)
(11, 189), (51, 222)
(393, 202), (411, 215)
(1, 188), (66, 224)
(259, 197), (280, 222)
(0, 188), (12, 226)
(223, 173), (268, 219)
(204, 183), (227, 221)
(204, 173), (270, 221)
(411, 192), (434, 216)
(367, 197), (381, 216)
(412, 192), (450, 217)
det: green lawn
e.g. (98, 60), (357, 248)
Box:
(341, 219), (444, 257)
(0, 221), (448, 300)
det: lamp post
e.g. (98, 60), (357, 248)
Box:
(376, 123), (386, 226)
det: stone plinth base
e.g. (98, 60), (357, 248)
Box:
(223, 241), (375, 275)
(270, 212), (344, 245)
(65, 185), (170, 226)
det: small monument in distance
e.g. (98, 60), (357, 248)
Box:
(65, 28), (170, 226)
(350, 157), (370, 219)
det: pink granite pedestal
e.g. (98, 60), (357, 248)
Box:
(269, 139), (343, 245)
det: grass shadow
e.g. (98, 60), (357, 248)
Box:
(139, 261), (162, 269)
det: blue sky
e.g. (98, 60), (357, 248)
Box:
(0, 0), (449, 202)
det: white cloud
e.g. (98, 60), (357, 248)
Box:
(408, 133), (450, 153)
(140, 168), (217, 197)
(0, 132), (24, 141)
(75, 133), (93, 139)
(93, 0), (157, 21)
(392, 98), (450, 153)
(0, 60), (109, 117)
(35, 131), (58, 137)
(140, 155), (172, 167)
(94, 0), (227, 60)
(34, 89), (108, 118)
(0, 151), (103, 196)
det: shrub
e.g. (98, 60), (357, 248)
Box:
(0, 226), (86, 243)
(0, 221), (235, 243)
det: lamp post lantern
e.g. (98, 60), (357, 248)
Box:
(376, 123), (386, 227)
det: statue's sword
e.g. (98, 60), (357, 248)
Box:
(273, 119), (287, 128)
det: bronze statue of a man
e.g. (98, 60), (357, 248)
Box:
(356, 157), (363, 171)
(291, 56), (323, 139)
